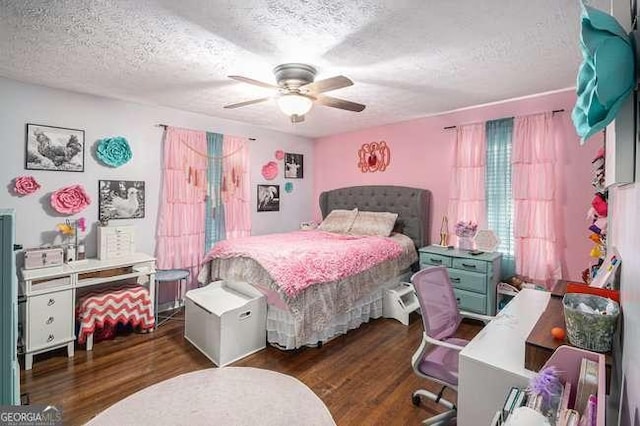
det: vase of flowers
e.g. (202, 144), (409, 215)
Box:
(56, 218), (87, 262)
(455, 220), (477, 250)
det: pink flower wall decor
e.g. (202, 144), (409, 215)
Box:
(274, 150), (285, 160)
(51, 184), (91, 215)
(261, 161), (279, 180)
(357, 141), (391, 173)
(13, 175), (41, 196)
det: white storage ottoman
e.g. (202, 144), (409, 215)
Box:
(185, 280), (266, 367)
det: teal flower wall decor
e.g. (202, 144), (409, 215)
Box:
(572, 3), (636, 143)
(96, 136), (133, 167)
(285, 182), (293, 193)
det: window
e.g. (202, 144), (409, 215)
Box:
(485, 118), (515, 277)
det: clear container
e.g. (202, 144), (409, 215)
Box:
(77, 243), (86, 260)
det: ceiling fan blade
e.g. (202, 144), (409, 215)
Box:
(315, 95), (365, 112)
(290, 114), (305, 123)
(228, 75), (278, 89)
(223, 97), (271, 109)
(301, 76), (353, 93)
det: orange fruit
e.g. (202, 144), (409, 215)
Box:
(551, 327), (566, 340)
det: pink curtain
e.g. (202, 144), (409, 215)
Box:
(512, 112), (562, 288)
(448, 123), (487, 244)
(156, 127), (208, 288)
(222, 135), (251, 239)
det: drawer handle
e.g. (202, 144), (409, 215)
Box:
(461, 263), (477, 269)
(45, 316), (54, 325)
(429, 258), (442, 264)
(47, 298), (55, 306)
(456, 297), (461, 304)
(47, 334), (55, 342)
(451, 277), (461, 283)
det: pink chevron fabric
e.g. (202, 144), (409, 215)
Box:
(76, 284), (154, 344)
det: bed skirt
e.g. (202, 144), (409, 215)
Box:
(266, 271), (411, 350)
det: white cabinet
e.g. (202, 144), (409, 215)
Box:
(97, 225), (135, 260)
(20, 253), (156, 370)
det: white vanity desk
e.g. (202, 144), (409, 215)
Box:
(20, 253), (156, 370)
(457, 288), (551, 426)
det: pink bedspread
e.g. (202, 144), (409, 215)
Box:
(202, 230), (404, 297)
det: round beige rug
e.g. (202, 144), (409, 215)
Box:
(86, 367), (335, 425)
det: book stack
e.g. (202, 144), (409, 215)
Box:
(492, 355), (600, 426)
(490, 387), (528, 425)
(556, 357), (599, 426)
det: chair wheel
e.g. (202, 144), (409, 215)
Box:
(412, 394), (421, 406)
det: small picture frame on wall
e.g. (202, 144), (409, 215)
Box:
(284, 153), (303, 179)
(25, 123), (85, 172)
(98, 180), (145, 221)
(257, 184), (280, 212)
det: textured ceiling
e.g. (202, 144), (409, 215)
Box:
(0, 0), (609, 138)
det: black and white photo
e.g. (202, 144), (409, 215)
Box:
(99, 180), (145, 221)
(25, 123), (85, 172)
(284, 153), (303, 179)
(257, 184), (280, 212)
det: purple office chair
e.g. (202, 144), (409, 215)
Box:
(410, 266), (494, 425)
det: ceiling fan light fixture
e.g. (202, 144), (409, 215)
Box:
(277, 93), (313, 117)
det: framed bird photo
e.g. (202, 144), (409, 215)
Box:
(98, 180), (145, 221)
(25, 123), (85, 172)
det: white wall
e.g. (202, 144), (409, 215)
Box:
(0, 77), (314, 258)
(610, 185), (640, 425)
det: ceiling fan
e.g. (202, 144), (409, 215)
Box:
(223, 63), (366, 123)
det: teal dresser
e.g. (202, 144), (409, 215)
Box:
(418, 245), (502, 316)
(0, 209), (19, 404)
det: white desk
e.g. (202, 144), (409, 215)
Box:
(457, 289), (551, 426)
(20, 253), (156, 370)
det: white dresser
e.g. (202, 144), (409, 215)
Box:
(20, 253), (156, 370)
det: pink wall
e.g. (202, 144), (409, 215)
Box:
(313, 90), (601, 281)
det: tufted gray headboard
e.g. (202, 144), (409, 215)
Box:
(319, 185), (431, 248)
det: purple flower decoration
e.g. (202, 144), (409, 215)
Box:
(527, 366), (563, 412)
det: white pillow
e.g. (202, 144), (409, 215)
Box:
(349, 211), (398, 237)
(317, 208), (358, 233)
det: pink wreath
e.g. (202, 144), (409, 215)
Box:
(13, 176), (41, 196)
(51, 184), (91, 215)
(261, 161), (278, 180)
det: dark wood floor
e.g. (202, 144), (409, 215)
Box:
(20, 312), (483, 425)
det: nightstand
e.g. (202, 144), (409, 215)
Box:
(418, 246), (502, 316)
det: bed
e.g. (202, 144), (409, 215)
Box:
(198, 185), (431, 349)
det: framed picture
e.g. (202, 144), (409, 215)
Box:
(284, 153), (303, 179)
(98, 180), (145, 221)
(25, 123), (85, 172)
(257, 184), (280, 212)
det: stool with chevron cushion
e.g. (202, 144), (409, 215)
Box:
(76, 283), (155, 351)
